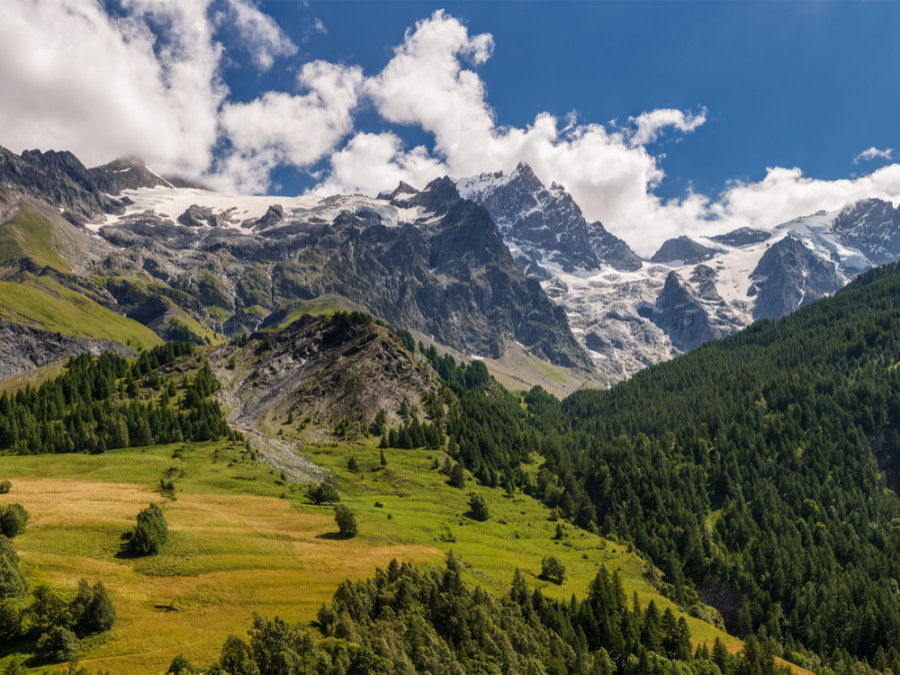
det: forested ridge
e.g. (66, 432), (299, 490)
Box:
(535, 262), (900, 671)
(0, 342), (239, 455)
(188, 553), (784, 675)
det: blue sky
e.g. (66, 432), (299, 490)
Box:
(2, 0), (900, 251)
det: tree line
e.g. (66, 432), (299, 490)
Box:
(0, 343), (240, 455)
(171, 552), (785, 675)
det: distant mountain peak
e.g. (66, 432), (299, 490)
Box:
(650, 236), (720, 265)
(458, 165), (642, 274)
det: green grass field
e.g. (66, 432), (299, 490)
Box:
(0, 434), (765, 674)
(0, 277), (161, 351)
(0, 205), (73, 272)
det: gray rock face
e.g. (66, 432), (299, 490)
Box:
(750, 236), (841, 320)
(97, 177), (591, 369)
(217, 314), (442, 441)
(458, 163), (642, 273)
(0, 146), (174, 224)
(650, 272), (723, 351)
(709, 228), (772, 248)
(0, 321), (134, 380)
(650, 236), (720, 264)
(830, 199), (900, 266)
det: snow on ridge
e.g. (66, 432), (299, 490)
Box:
(456, 170), (512, 201)
(95, 186), (439, 234)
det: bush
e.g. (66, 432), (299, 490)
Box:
(167, 654), (196, 674)
(0, 480), (10, 494)
(0, 598), (23, 639)
(0, 504), (28, 538)
(540, 556), (566, 584)
(0, 535), (26, 600)
(467, 493), (489, 521)
(448, 462), (466, 488)
(128, 504), (168, 556)
(70, 579), (116, 636)
(306, 482), (339, 505)
(334, 504), (358, 538)
(36, 625), (80, 663)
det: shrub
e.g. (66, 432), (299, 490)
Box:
(448, 462), (466, 488)
(306, 482), (339, 505)
(0, 480), (10, 494)
(0, 504), (28, 538)
(334, 504), (358, 538)
(0, 598), (23, 639)
(167, 654), (196, 674)
(541, 556), (566, 584)
(467, 493), (489, 521)
(36, 625), (80, 663)
(128, 504), (168, 556)
(70, 579), (116, 636)
(0, 536), (26, 601)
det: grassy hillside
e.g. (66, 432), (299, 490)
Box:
(0, 206), (69, 272)
(0, 276), (161, 351)
(0, 435), (753, 674)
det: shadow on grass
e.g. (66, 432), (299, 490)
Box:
(315, 531), (353, 540)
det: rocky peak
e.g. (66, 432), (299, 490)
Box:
(378, 181), (419, 201)
(709, 227), (772, 248)
(750, 235), (841, 320)
(0, 145), (127, 223)
(391, 176), (461, 215)
(510, 162), (543, 191)
(647, 271), (723, 352)
(831, 198), (900, 266)
(89, 156), (174, 193)
(458, 164), (641, 274)
(650, 236), (720, 265)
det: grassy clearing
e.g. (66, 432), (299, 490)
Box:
(0, 358), (69, 395)
(0, 277), (161, 351)
(0, 206), (69, 272)
(0, 442), (439, 673)
(267, 295), (367, 331)
(0, 437), (797, 673)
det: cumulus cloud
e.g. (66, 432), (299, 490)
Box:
(314, 11), (900, 254)
(216, 60), (364, 192)
(626, 108), (707, 147)
(0, 0), (223, 176)
(0, 0), (299, 180)
(224, 0), (298, 70)
(854, 146), (893, 164)
(4, 4), (900, 254)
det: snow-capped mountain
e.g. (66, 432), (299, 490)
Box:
(459, 164), (900, 381)
(457, 163), (642, 275)
(0, 146), (589, 373)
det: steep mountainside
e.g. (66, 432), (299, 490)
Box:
(457, 163), (642, 274)
(541, 261), (900, 667)
(213, 312), (441, 442)
(474, 168), (900, 380)
(0, 146), (589, 373)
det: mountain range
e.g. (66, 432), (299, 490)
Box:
(3, 144), (900, 386)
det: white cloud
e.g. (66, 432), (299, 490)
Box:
(314, 11), (900, 255)
(626, 108), (707, 147)
(853, 146), (893, 164)
(224, 0), (298, 71)
(0, 0), (231, 178)
(215, 60), (363, 192)
(4, 5), (900, 256)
